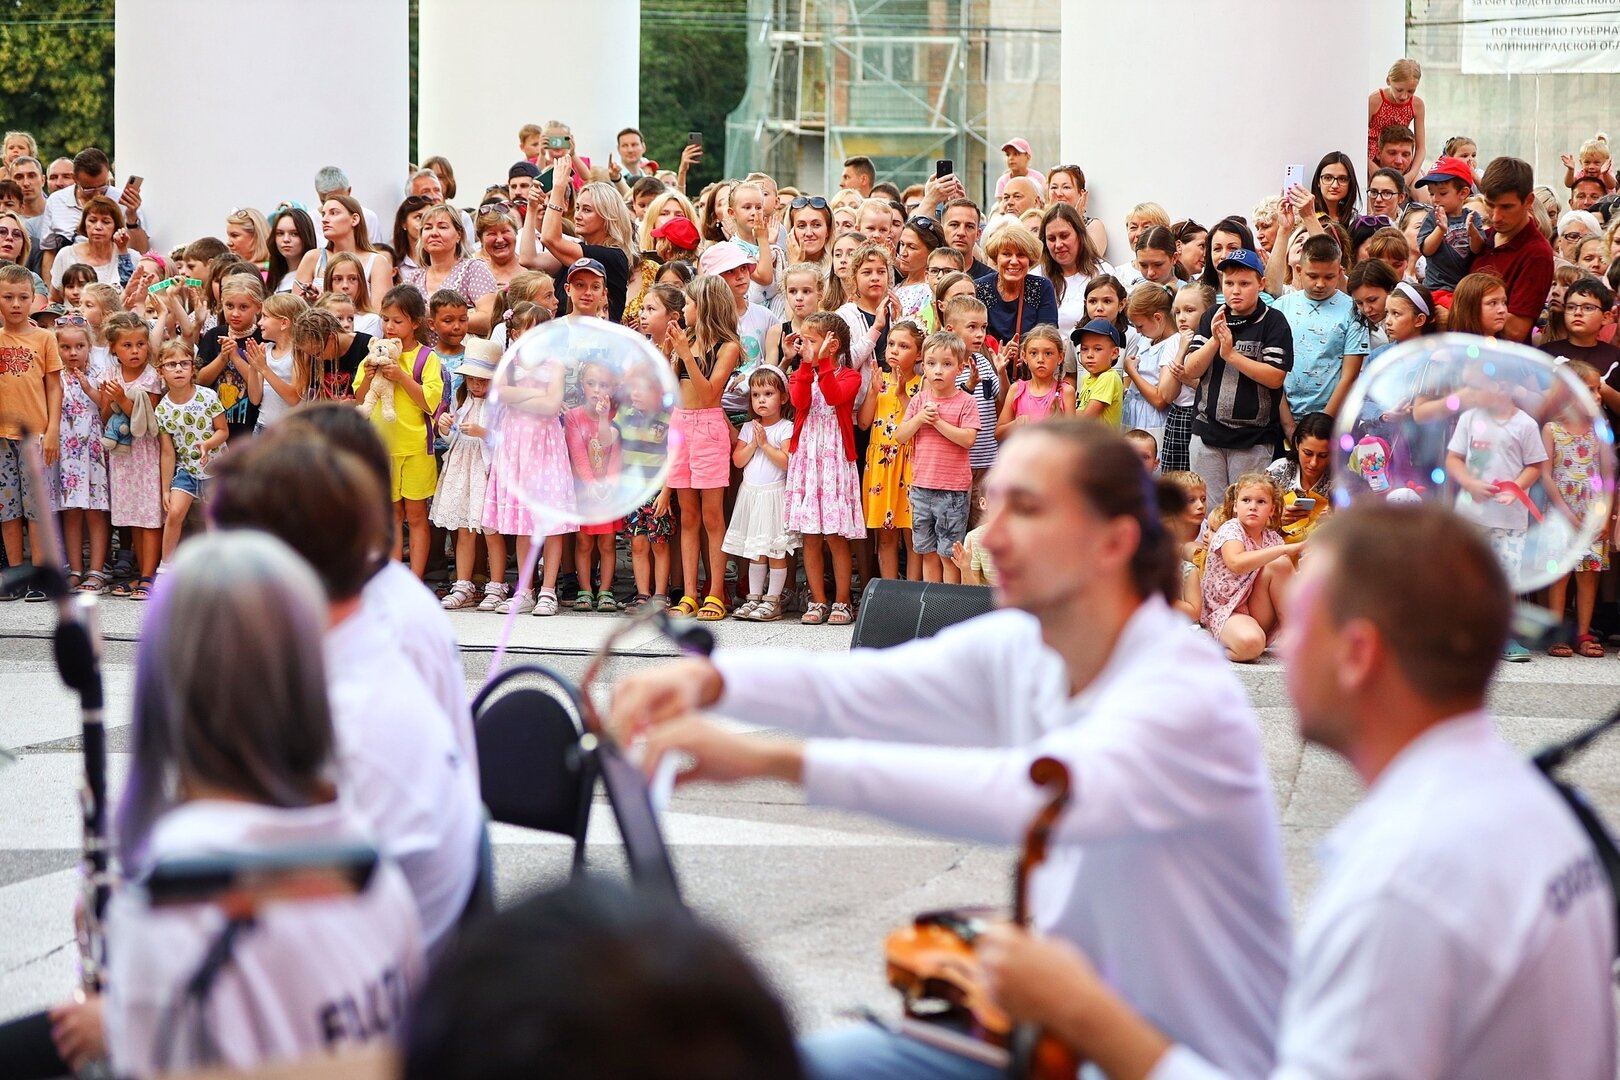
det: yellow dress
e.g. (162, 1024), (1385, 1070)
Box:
(864, 369), (922, 530)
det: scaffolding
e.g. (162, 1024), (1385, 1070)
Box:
(726, 0), (993, 199)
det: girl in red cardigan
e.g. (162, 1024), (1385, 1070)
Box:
(785, 311), (866, 624)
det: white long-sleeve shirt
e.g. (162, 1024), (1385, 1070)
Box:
(715, 598), (1292, 1078)
(1153, 710), (1617, 1080)
(106, 800), (424, 1078)
(326, 607), (482, 956)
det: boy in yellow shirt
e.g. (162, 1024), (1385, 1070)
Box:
(1074, 318), (1124, 428)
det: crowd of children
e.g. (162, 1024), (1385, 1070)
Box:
(1, 66), (1618, 657)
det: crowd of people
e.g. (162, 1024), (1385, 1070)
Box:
(1, 58), (1618, 657)
(0, 54), (1617, 1080)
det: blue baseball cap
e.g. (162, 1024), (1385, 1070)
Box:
(1072, 317), (1124, 347)
(566, 257), (607, 282)
(1216, 248), (1266, 276)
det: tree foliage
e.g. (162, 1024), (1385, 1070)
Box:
(639, 0), (747, 191)
(0, 3), (112, 161)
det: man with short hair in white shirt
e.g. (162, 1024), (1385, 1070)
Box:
(209, 429), (481, 958)
(976, 502), (1618, 1080)
(615, 421), (1293, 1080)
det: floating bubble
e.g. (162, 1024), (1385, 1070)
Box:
(486, 316), (679, 529)
(1335, 334), (1616, 593)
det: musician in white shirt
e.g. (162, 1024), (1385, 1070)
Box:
(975, 503), (1618, 1080)
(614, 421), (1294, 1079)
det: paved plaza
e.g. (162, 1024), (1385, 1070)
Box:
(4, 598), (1620, 1036)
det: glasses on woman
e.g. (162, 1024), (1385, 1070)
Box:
(1561, 231), (1591, 243)
(53, 314), (87, 328)
(1319, 173), (1350, 188)
(790, 196), (830, 211)
(1353, 215), (1393, 229)
(479, 200), (514, 216)
(907, 215), (941, 235)
(1368, 188), (1401, 202)
(0, 227), (24, 240)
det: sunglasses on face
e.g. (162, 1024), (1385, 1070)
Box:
(54, 314), (87, 327)
(790, 196), (830, 211)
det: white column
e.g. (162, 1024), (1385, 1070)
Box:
(418, 0), (640, 202)
(1062, 0), (1406, 263)
(114, 0), (409, 253)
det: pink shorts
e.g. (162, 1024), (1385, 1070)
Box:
(667, 407), (731, 490)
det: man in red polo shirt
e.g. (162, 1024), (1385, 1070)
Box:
(1469, 157), (1554, 344)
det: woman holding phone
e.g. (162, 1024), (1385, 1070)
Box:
(1266, 409), (1334, 543)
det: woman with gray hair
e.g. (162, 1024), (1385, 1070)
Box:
(33, 532), (424, 1079)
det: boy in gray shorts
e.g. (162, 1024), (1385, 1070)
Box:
(896, 332), (980, 583)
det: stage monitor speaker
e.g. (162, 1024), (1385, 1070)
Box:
(849, 579), (995, 650)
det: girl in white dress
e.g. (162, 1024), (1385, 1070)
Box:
(433, 349), (506, 611)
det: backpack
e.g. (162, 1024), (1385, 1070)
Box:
(410, 345), (450, 455)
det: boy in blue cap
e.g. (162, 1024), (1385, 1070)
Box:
(1183, 247), (1294, 494)
(1073, 317), (1126, 429)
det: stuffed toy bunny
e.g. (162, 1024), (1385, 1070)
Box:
(357, 337), (402, 423)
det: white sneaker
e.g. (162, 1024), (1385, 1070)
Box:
(496, 590), (536, 615)
(477, 581), (511, 612)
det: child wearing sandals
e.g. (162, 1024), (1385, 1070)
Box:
(1541, 360), (1607, 658)
(723, 365), (798, 621)
(564, 357), (625, 613)
(53, 316), (111, 594)
(101, 313), (162, 600)
(1201, 473), (1293, 662)
(154, 342), (227, 567)
(785, 311), (866, 624)
(434, 348), (507, 612)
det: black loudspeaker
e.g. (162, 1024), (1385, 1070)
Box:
(849, 579), (996, 650)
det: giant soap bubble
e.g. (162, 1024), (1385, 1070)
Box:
(486, 316), (678, 529)
(1332, 334), (1615, 593)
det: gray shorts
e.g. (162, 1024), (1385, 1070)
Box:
(909, 485), (969, 555)
(0, 437), (42, 523)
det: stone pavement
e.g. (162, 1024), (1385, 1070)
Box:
(3, 596), (1620, 1038)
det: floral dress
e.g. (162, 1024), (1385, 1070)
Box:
(431, 395), (492, 533)
(1549, 421), (1609, 572)
(1201, 518), (1285, 637)
(55, 363), (109, 511)
(785, 378), (866, 539)
(864, 369), (920, 530)
(108, 365), (163, 529)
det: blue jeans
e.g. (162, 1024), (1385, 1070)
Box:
(800, 1025), (1000, 1080)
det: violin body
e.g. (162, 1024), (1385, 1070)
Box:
(881, 756), (1083, 1079)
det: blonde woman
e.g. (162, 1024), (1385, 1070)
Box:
(224, 207), (271, 266)
(638, 189), (699, 253)
(403, 202), (498, 332)
(531, 156), (639, 321)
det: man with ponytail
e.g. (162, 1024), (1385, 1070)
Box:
(614, 421), (1291, 1080)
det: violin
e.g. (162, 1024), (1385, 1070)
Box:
(883, 757), (1081, 1079)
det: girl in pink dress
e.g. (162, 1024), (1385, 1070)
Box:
(101, 314), (163, 599)
(1201, 473), (1294, 663)
(481, 350), (576, 616)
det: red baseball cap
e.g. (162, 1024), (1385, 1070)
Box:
(1415, 156), (1476, 191)
(650, 216), (700, 252)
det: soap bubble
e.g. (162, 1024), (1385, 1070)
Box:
(1332, 334), (1615, 593)
(486, 316), (678, 528)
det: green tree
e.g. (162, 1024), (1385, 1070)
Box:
(640, 0), (747, 192)
(0, 3), (112, 161)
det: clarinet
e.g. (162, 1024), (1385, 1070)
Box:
(9, 430), (112, 1076)
(62, 592), (109, 998)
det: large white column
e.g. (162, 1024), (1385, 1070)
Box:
(114, 0), (408, 252)
(1062, 0), (1406, 263)
(418, 0), (640, 202)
